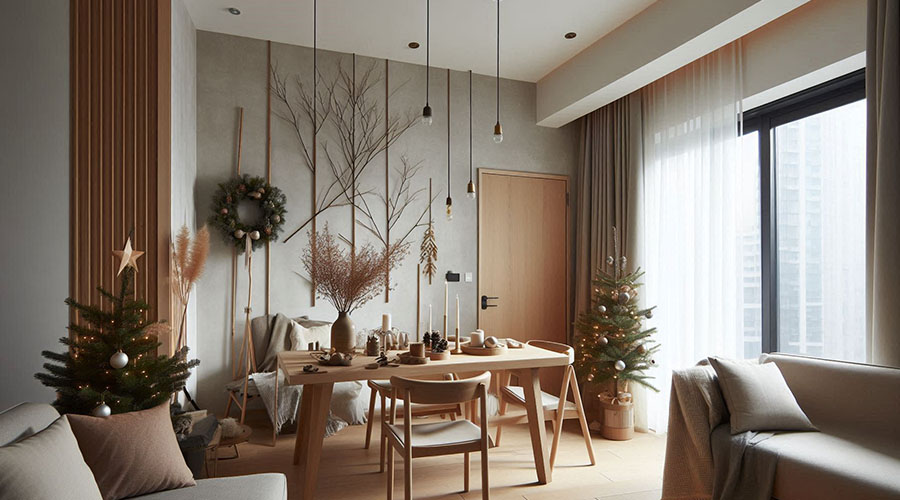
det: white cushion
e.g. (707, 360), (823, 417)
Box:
(289, 321), (332, 351)
(708, 356), (815, 434)
(501, 386), (575, 410)
(0, 416), (103, 500)
(387, 420), (482, 449)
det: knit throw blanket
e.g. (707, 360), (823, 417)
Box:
(251, 371), (347, 437)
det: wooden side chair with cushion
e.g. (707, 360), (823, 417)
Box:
(365, 377), (464, 472)
(385, 372), (492, 500)
(494, 340), (595, 470)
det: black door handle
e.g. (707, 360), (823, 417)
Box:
(481, 295), (499, 310)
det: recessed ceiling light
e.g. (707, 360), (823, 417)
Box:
(408, 41), (420, 49)
(227, 7), (241, 16)
(565, 32), (577, 39)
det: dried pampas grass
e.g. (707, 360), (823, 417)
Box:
(172, 225), (210, 350)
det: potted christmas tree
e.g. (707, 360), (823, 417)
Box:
(575, 229), (659, 440)
(36, 237), (198, 416)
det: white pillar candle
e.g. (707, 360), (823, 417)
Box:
(382, 313), (391, 332)
(469, 330), (484, 347)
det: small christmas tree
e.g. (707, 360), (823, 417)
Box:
(575, 230), (660, 394)
(36, 238), (198, 416)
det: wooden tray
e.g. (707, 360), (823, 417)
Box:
(461, 344), (508, 356)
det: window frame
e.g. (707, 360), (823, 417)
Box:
(741, 69), (865, 354)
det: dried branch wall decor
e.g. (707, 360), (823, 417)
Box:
(277, 57), (418, 244)
(355, 156), (437, 299)
(420, 178), (438, 284)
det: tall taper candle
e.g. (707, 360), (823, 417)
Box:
(428, 304), (433, 332)
(382, 313), (391, 332)
(454, 294), (461, 353)
(443, 281), (449, 338)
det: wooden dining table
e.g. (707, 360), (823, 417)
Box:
(276, 344), (571, 499)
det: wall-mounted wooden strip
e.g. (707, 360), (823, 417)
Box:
(70, 0), (172, 353)
(265, 40), (272, 317)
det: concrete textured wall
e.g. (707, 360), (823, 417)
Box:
(171, 0), (199, 397)
(195, 31), (579, 413)
(0, 0), (70, 410)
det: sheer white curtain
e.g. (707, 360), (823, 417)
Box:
(640, 42), (752, 432)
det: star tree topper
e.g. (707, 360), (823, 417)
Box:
(113, 237), (144, 275)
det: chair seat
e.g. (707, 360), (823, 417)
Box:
(501, 386), (576, 410)
(225, 378), (260, 397)
(387, 420), (482, 449)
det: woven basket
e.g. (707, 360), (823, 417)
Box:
(600, 400), (634, 441)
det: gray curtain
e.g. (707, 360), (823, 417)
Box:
(866, 0), (900, 367)
(574, 93), (643, 321)
(574, 92), (644, 427)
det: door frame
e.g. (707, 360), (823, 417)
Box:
(476, 168), (571, 341)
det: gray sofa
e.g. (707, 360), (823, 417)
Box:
(755, 353), (900, 499)
(0, 403), (287, 500)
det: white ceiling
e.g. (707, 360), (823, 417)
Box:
(183, 0), (656, 83)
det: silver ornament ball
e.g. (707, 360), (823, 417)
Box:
(249, 230), (261, 240)
(614, 360), (626, 371)
(645, 310), (653, 319)
(234, 229), (245, 239)
(483, 336), (500, 348)
(619, 256), (627, 267)
(599, 336), (609, 346)
(598, 305), (607, 313)
(606, 256), (615, 266)
(109, 350), (129, 369)
(618, 291), (631, 305)
(92, 402), (111, 417)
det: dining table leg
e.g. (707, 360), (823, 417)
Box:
(292, 386), (313, 466)
(518, 367), (552, 484)
(297, 382), (335, 500)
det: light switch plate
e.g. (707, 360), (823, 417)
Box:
(465, 272), (473, 283)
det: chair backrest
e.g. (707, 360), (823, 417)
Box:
(526, 339), (575, 364)
(390, 371), (491, 405)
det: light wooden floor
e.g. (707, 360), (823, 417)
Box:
(215, 411), (665, 500)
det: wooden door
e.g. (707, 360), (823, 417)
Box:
(478, 169), (569, 390)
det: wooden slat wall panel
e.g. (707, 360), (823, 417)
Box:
(70, 0), (171, 353)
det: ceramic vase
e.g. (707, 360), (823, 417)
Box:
(331, 311), (356, 353)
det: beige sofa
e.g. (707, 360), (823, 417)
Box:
(755, 354), (900, 499)
(0, 402), (287, 500)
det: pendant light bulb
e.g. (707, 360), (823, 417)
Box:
(446, 197), (453, 221)
(422, 104), (433, 126)
(493, 122), (503, 144)
(466, 181), (477, 200)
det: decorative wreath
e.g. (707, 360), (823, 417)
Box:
(209, 174), (287, 252)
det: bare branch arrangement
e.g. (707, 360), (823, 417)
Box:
(301, 225), (407, 314)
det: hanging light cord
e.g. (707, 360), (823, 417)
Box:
(496, 0), (500, 124)
(425, 0), (430, 106)
(469, 70), (473, 183)
(447, 69), (451, 197)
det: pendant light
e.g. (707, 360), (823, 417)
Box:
(492, 0), (503, 143)
(467, 70), (476, 199)
(421, 0), (433, 125)
(446, 68), (453, 221)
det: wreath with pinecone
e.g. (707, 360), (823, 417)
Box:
(209, 174), (287, 252)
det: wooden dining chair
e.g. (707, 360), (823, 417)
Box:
(384, 372), (492, 500)
(365, 377), (464, 472)
(494, 340), (595, 470)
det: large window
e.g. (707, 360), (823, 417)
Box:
(743, 70), (866, 362)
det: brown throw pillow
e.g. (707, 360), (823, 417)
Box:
(67, 403), (195, 500)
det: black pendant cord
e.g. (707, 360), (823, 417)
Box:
(425, 0), (430, 107)
(469, 70), (473, 183)
(447, 69), (451, 199)
(496, 0), (500, 125)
